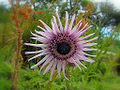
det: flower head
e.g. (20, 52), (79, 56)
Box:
(24, 12), (97, 81)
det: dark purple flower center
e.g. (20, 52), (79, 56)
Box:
(48, 33), (78, 60)
(56, 41), (71, 55)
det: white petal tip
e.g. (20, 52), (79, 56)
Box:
(24, 43), (29, 45)
(66, 78), (69, 80)
(65, 11), (68, 14)
(28, 59), (31, 62)
(85, 59), (95, 63)
(43, 71), (47, 75)
(93, 55), (97, 57)
(73, 14), (75, 17)
(37, 25), (39, 27)
(25, 52), (28, 54)
(30, 66), (34, 69)
(64, 76), (69, 80)
(38, 19), (42, 22)
(56, 13), (58, 15)
(90, 60), (95, 63)
(58, 75), (61, 78)
(90, 25), (93, 28)
(96, 37), (98, 39)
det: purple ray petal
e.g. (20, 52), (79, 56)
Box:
(43, 59), (54, 75)
(57, 60), (62, 78)
(78, 25), (93, 36)
(51, 20), (57, 34)
(70, 20), (82, 35)
(80, 37), (98, 43)
(64, 11), (69, 32)
(73, 56), (87, 68)
(79, 51), (96, 57)
(35, 29), (52, 38)
(53, 16), (60, 33)
(30, 55), (50, 69)
(24, 43), (47, 48)
(76, 43), (97, 49)
(79, 22), (88, 32)
(82, 43), (97, 47)
(37, 26), (46, 32)
(25, 49), (46, 54)
(76, 22), (83, 31)
(67, 59), (74, 63)
(71, 58), (81, 70)
(39, 56), (53, 73)
(82, 48), (97, 51)
(62, 62), (69, 80)
(78, 33), (95, 41)
(31, 32), (44, 38)
(56, 13), (63, 32)
(28, 51), (48, 62)
(39, 20), (52, 33)
(75, 25), (92, 38)
(50, 61), (57, 81)
(68, 14), (75, 31)
(31, 37), (48, 43)
(77, 54), (95, 63)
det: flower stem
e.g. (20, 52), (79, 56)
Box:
(10, 0), (22, 89)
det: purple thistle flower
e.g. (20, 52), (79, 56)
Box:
(24, 12), (97, 81)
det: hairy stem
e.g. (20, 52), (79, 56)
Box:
(10, 0), (22, 89)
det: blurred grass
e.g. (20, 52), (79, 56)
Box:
(0, 45), (13, 90)
(17, 65), (120, 90)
